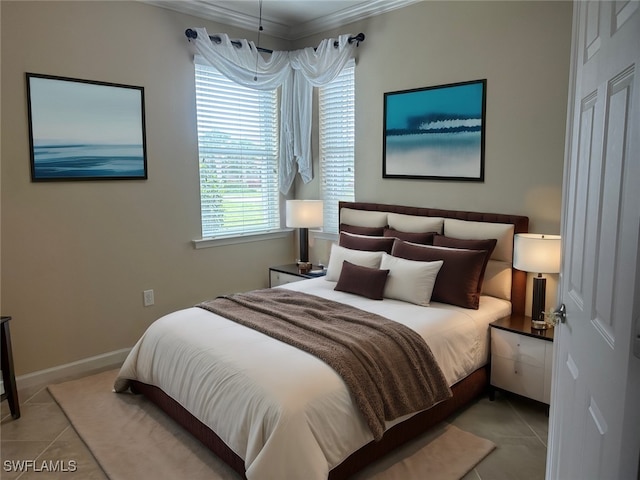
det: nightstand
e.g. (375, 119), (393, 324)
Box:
(489, 314), (554, 405)
(1, 316), (20, 419)
(269, 263), (326, 287)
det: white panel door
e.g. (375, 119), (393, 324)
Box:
(546, 1), (640, 479)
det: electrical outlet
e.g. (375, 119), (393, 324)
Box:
(143, 289), (154, 307)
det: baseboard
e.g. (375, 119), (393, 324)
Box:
(15, 348), (131, 391)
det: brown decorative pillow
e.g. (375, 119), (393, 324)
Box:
(383, 228), (435, 245)
(339, 224), (385, 236)
(391, 240), (488, 309)
(339, 232), (395, 253)
(334, 261), (390, 300)
(433, 235), (497, 294)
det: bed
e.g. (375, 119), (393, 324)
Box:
(114, 202), (528, 480)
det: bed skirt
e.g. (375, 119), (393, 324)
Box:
(130, 365), (488, 480)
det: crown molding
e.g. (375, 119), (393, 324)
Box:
(288, 0), (421, 40)
(145, 0), (291, 39)
(145, 0), (420, 41)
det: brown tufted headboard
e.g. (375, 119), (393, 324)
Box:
(338, 201), (529, 315)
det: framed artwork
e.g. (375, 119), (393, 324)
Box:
(383, 79), (486, 181)
(26, 73), (147, 181)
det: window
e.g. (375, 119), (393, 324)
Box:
(195, 63), (280, 239)
(319, 59), (355, 234)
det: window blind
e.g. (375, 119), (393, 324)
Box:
(195, 63), (280, 238)
(319, 59), (356, 234)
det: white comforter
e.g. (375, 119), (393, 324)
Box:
(115, 278), (510, 480)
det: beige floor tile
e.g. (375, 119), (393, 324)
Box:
(1, 398), (18, 419)
(2, 384), (51, 418)
(507, 395), (550, 447)
(451, 393), (549, 480)
(474, 437), (547, 480)
(450, 395), (536, 443)
(9, 463), (107, 480)
(0, 403), (69, 442)
(16, 427), (108, 480)
(1, 440), (53, 480)
(24, 387), (57, 405)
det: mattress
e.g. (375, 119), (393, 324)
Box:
(114, 277), (511, 480)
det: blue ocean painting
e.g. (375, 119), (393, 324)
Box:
(33, 143), (145, 179)
(27, 74), (146, 180)
(384, 81), (485, 179)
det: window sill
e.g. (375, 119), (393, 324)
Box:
(193, 229), (292, 249)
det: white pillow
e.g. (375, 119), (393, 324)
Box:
(340, 208), (388, 227)
(387, 213), (444, 234)
(482, 260), (512, 300)
(380, 253), (443, 306)
(443, 218), (514, 261)
(325, 244), (384, 282)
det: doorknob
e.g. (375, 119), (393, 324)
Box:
(552, 304), (567, 324)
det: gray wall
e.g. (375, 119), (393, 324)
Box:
(297, 1), (572, 237)
(0, 1), (292, 375)
(0, 0), (572, 376)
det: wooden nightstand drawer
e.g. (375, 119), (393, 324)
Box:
(269, 264), (326, 288)
(491, 328), (546, 368)
(489, 314), (554, 405)
(270, 270), (307, 287)
(491, 355), (545, 403)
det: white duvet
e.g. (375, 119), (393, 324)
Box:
(115, 278), (510, 480)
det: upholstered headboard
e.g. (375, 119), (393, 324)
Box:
(338, 202), (529, 315)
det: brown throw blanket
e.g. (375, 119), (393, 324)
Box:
(197, 289), (452, 440)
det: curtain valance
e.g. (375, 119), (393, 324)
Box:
(190, 27), (358, 194)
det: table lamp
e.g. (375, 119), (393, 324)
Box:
(513, 233), (561, 329)
(286, 200), (324, 266)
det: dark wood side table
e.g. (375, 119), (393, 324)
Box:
(1, 316), (20, 419)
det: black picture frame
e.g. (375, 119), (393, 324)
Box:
(26, 73), (147, 181)
(383, 79), (486, 182)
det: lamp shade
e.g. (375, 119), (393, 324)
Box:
(513, 233), (561, 273)
(286, 200), (324, 228)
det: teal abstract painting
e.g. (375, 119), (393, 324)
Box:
(383, 79), (486, 181)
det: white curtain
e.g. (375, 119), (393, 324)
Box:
(287, 34), (355, 187)
(190, 27), (357, 194)
(191, 30), (290, 90)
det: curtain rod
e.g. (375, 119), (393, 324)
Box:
(184, 29), (365, 54)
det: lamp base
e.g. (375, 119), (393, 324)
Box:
(298, 228), (309, 263)
(297, 261), (312, 274)
(531, 274), (546, 321)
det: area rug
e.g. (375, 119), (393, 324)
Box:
(48, 369), (495, 480)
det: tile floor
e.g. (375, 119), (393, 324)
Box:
(1, 367), (549, 480)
